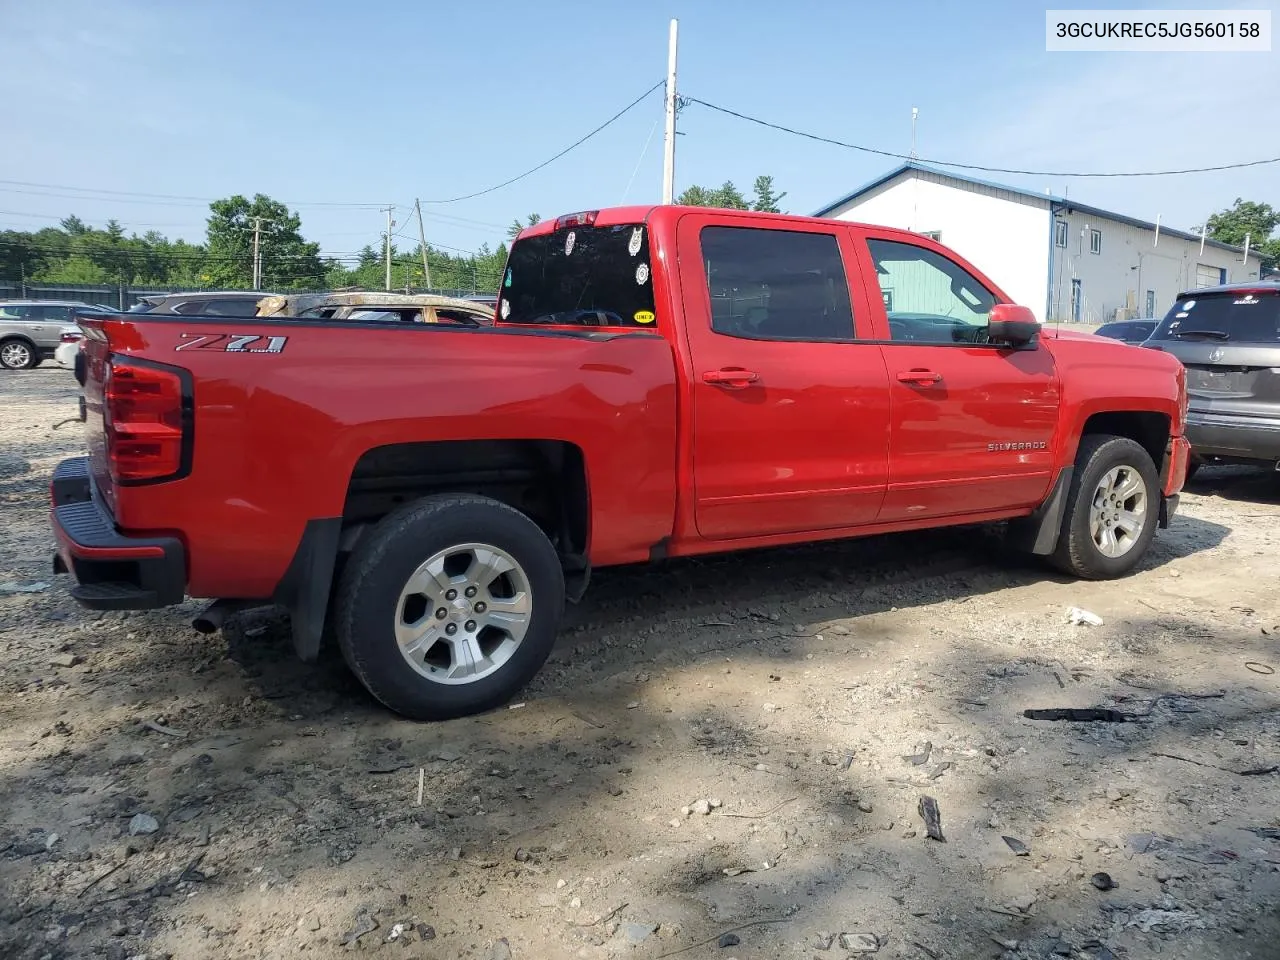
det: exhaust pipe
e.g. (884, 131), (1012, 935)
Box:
(192, 599), (260, 635)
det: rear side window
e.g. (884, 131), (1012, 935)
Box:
(502, 223), (656, 328)
(1150, 292), (1280, 343)
(700, 227), (855, 341)
(202, 299), (261, 316)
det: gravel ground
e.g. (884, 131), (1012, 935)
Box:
(2, 365), (1279, 960)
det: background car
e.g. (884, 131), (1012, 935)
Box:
(255, 291), (495, 325)
(0, 300), (107, 369)
(1094, 318), (1157, 344)
(1143, 282), (1280, 477)
(127, 291), (269, 315)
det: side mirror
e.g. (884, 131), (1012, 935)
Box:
(987, 304), (1040, 346)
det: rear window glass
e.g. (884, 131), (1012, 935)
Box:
(501, 223), (656, 328)
(1150, 292), (1280, 343)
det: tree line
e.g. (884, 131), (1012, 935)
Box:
(2, 179), (1270, 295)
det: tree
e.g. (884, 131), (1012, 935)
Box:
(506, 213), (542, 240)
(676, 176), (785, 212)
(1204, 198), (1280, 266)
(204, 194), (323, 289)
(676, 181), (749, 210)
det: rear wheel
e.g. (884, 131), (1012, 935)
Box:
(334, 494), (564, 720)
(0, 339), (36, 370)
(1051, 434), (1159, 580)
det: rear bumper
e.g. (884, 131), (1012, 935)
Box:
(1186, 410), (1280, 464)
(49, 457), (186, 610)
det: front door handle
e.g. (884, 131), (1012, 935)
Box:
(897, 369), (942, 385)
(703, 368), (759, 389)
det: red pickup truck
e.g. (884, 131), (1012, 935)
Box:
(51, 205), (1190, 720)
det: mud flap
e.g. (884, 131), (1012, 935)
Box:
(1005, 467), (1073, 556)
(272, 518), (343, 662)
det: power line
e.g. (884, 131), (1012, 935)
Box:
(684, 96), (1280, 178)
(421, 80), (664, 204)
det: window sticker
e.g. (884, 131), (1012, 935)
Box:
(628, 227), (644, 256)
(500, 299), (511, 320)
(635, 263), (650, 286)
(564, 231), (576, 256)
(634, 310), (655, 324)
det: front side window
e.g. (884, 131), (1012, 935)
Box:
(867, 238), (997, 344)
(502, 223), (656, 328)
(700, 226), (855, 341)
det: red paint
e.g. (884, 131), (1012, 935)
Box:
(59, 204), (1186, 605)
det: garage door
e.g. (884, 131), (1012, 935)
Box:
(1196, 264), (1225, 288)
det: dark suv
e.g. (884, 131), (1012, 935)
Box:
(1144, 282), (1280, 476)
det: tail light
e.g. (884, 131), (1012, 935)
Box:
(60, 332), (83, 344)
(103, 358), (191, 484)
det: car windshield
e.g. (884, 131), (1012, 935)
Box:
(1150, 291), (1280, 343)
(501, 222), (656, 328)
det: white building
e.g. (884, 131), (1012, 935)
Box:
(814, 161), (1265, 324)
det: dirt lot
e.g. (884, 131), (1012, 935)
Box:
(2, 366), (1279, 960)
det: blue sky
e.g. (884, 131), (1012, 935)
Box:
(1, 0), (1277, 263)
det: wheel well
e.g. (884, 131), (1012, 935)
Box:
(341, 439), (589, 560)
(1080, 411), (1169, 467)
(0, 335), (36, 347)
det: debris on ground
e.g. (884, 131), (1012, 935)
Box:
(127, 814), (159, 837)
(1066, 607), (1104, 626)
(918, 796), (945, 842)
(1002, 836), (1030, 856)
(1023, 708), (1129, 722)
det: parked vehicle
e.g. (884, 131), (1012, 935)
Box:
(255, 291), (494, 326)
(51, 205), (1190, 720)
(0, 300), (106, 369)
(1094, 318), (1157, 344)
(127, 291), (269, 315)
(1143, 282), (1280, 477)
(54, 330), (85, 370)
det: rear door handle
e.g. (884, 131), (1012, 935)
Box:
(703, 368), (759, 389)
(896, 369), (942, 385)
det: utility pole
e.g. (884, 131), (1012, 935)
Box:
(661, 18), (678, 204)
(249, 216), (273, 291)
(381, 206), (395, 292)
(910, 107), (918, 158)
(414, 199), (431, 290)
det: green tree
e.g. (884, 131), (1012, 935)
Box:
(506, 213), (542, 240)
(34, 254), (110, 284)
(204, 194), (322, 289)
(1204, 198), (1280, 266)
(751, 175), (787, 213)
(676, 181), (749, 210)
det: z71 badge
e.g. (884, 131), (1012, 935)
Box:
(175, 333), (288, 353)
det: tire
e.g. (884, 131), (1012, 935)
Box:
(0, 339), (37, 370)
(334, 493), (565, 720)
(1051, 434), (1160, 580)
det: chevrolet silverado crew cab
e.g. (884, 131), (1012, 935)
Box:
(50, 205), (1190, 720)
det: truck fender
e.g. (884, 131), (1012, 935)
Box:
(1005, 467), (1073, 556)
(272, 518), (343, 662)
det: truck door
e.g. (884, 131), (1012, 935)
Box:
(675, 213), (891, 541)
(851, 231), (1060, 523)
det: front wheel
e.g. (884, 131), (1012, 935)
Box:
(334, 494), (565, 720)
(0, 339), (37, 370)
(1051, 434), (1160, 580)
